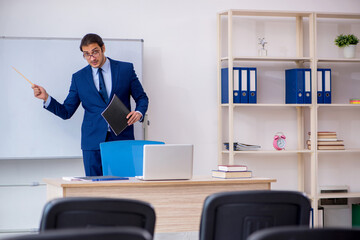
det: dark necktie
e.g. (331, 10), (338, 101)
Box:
(98, 68), (108, 103)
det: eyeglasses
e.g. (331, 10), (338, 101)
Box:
(83, 49), (101, 59)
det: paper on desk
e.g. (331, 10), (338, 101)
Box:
(62, 176), (128, 181)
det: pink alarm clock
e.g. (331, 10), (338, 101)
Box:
(273, 132), (286, 150)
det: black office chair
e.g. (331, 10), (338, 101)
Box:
(247, 226), (360, 240)
(4, 227), (152, 240)
(199, 190), (311, 240)
(39, 197), (156, 236)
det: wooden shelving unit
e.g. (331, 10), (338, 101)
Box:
(217, 9), (360, 226)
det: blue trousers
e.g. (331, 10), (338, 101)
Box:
(82, 131), (119, 176)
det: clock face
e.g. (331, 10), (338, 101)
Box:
(277, 138), (286, 149)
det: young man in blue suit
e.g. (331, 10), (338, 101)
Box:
(32, 33), (149, 176)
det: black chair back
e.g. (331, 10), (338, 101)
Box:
(4, 227), (152, 240)
(248, 226), (360, 240)
(199, 190), (311, 240)
(39, 197), (156, 236)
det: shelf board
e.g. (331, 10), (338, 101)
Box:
(221, 57), (360, 63)
(316, 13), (360, 20)
(318, 58), (360, 63)
(218, 10), (311, 18)
(317, 104), (360, 108)
(222, 148), (360, 154)
(222, 150), (313, 154)
(318, 149), (360, 153)
(221, 103), (312, 107)
(318, 192), (360, 199)
(221, 56), (311, 62)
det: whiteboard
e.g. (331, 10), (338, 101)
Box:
(0, 37), (144, 159)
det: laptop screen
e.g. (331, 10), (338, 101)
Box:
(140, 144), (193, 180)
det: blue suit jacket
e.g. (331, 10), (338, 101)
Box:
(46, 58), (149, 150)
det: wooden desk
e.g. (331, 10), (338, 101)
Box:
(44, 176), (276, 233)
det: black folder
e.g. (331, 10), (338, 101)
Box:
(101, 94), (130, 136)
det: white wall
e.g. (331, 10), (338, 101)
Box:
(0, 158), (84, 233)
(1, 0), (360, 237)
(1, 0), (359, 180)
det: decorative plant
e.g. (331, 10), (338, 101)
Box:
(258, 37), (268, 49)
(335, 34), (359, 47)
(257, 37), (268, 56)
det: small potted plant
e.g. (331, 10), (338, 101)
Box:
(334, 34), (359, 58)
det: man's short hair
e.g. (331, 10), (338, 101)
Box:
(80, 33), (104, 52)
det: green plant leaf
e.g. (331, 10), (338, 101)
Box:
(348, 34), (359, 45)
(335, 34), (359, 47)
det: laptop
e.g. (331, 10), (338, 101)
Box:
(136, 144), (193, 180)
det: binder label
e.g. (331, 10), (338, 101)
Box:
(234, 69), (239, 91)
(305, 71), (311, 92)
(241, 70), (247, 91)
(233, 69), (240, 103)
(325, 71), (331, 91)
(317, 70), (324, 104)
(240, 69), (248, 103)
(250, 70), (256, 91)
(317, 71), (323, 91)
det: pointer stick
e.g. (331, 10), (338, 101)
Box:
(11, 66), (34, 87)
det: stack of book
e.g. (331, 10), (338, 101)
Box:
(307, 131), (345, 150)
(212, 165), (252, 179)
(350, 98), (360, 104)
(224, 142), (261, 151)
